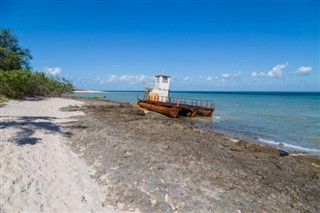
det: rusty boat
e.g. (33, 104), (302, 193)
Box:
(138, 75), (215, 118)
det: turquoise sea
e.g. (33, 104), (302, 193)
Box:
(72, 91), (320, 155)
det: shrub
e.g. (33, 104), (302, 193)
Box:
(0, 29), (74, 99)
(0, 69), (74, 99)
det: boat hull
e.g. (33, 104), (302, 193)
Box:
(138, 101), (180, 118)
(138, 100), (214, 118)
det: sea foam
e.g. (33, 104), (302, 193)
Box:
(258, 138), (320, 155)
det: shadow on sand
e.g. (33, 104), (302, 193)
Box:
(0, 116), (72, 145)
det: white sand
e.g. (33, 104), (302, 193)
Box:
(0, 98), (120, 212)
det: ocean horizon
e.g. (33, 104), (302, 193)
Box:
(72, 91), (320, 155)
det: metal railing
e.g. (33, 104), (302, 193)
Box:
(138, 94), (215, 109)
(167, 97), (215, 109)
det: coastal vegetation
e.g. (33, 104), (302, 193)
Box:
(0, 94), (8, 105)
(0, 29), (74, 99)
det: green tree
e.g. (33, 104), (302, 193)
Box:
(0, 29), (74, 99)
(0, 29), (32, 71)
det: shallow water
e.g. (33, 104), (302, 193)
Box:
(72, 91), (320, 154)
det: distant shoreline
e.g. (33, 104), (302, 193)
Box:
(73, 90), (104, 93)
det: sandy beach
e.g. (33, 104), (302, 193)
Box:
(1, 97), (320, 212)
(0, 98), (121, 212)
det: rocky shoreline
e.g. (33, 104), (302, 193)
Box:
(63, 98), (320, 212)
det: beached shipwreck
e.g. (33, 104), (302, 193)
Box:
(138, 75), (215, 118)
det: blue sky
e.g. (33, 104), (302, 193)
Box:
(2, 0), (319, 91)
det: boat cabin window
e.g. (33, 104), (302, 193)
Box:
(162, 77), (168, 83)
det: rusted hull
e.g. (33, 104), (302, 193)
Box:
(138, 100), (214, 118)
(196, 108), (214, 117)
(176, 104), (197, 117)
(138, 101), (179, 118)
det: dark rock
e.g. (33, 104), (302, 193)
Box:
(278, 149), (289, 157)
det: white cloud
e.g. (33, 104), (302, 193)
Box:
(184, 77), (191, 81)
(266, 63), (288, 77)
(251, 71), (266, 77)
(119, 75), (131, 81)
(106, 74), (151, 84)
(295, 66), (312, 75)
(107, 75), (117, 82)
(217, 72), (241, 84)
(44, 67), (61, 75)
(197, 76), (217, 81)
(221, 73), (231, 78)
(221, 72), (241, 79)
(135, 74), (149, 82)
(251, 63), (288, 78)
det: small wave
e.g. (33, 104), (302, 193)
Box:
(258, 138), (320, 155)
(213, 116), (221, 120)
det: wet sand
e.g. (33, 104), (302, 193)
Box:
(64, 98), (320, 212)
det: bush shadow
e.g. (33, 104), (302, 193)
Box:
(0, 116), (71, 145)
